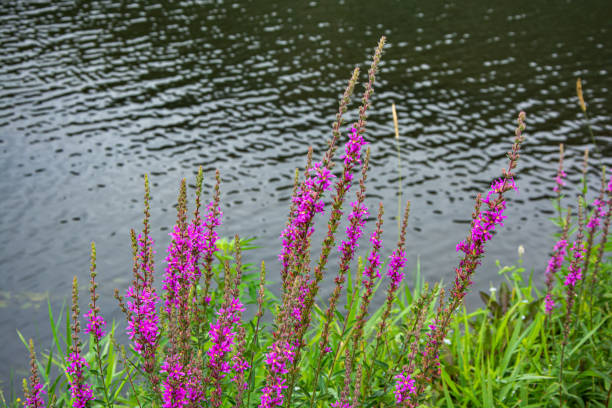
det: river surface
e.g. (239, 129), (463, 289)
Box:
(1, 0), (611, 390)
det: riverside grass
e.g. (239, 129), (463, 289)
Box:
(4, 37), (611, 407)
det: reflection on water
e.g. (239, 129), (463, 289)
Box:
(0, 0), (610, 386)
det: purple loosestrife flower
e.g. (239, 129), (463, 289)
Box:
(85, 242), (106, 341)
(387, 247), (407, 290)
(331, 402), (350, 408)
(291, 284), (309, 322)
(163, 218), (206, 314)
(25, 340), (45, 408)
(202, 200), (223, 272)
(564, 241), (585, 287)
(544, 237), (569, 314)
(231, 352), (250, 389)
(25, 383), (45, 408)
(207, 297), (246, 406)
(125, 232), (160, 361)
(339, 201), (369, 258)
(84, 310), (106, 340)
(279, 160), (336, 282)
(260, 341), (296, 408)
(553, 169), (567, 193)
(587, 198), (606, 230)
(394, 371), (416, 405)
(126, 285), (159, 354)
(547, 240), (569, 278)
(66, 353), (94, 408)
(199, 170), (223, 322)
(545, 294), (555, 314)
(161, 355), (205, 408)
(366, 228), (383, 279)
(339, 127), (367, 175)
(423, 321), (441, 374)
(553, 144), (565, 194)
(314, 150), (371, 402)
(68, 277), (95, 408)
(350, 205), (384, 350)
(414, 112), (526, 400)
(455, 178), (517, 298)
(161, 356), (188, 408)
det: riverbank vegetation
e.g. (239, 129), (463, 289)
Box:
(3, 37), (610, 408)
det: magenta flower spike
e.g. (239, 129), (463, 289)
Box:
(25, 383), (45, 408)
(587, 198), (606, 230)
(84, 309), (106, 341)
(394, 371), (416, 405)
(553, 169), (567, 193)
(163, 204), (209, 315)
(67, 277), (95, 408)
(387, 247), (407, 290)
(66, 352), (94, 408)
(161, 356), (188, 408)
(339, 200), (369, 258)
(544, 238), (569, 314)
(454, 177), (517, 300)
(279, 159), (336, 282)
(207, 296), (246, 406)
(260, 341), (296, 408)
(84, 242), (107, 341)
(125, 284), (159, 354)
(25, 340), (46, 408)
(564, 241), (586, 287)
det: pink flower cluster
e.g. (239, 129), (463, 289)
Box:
(84, 309), (106, 340)
(456, 178), (515, 256)
(164, 198), (222, 315)
(587, 198), (607, 230)
(544, 238), (568, 314)
(365, 229), (383, 279)
(564, 241), (585, 287)
(25, 383), (45, 408)
(125, 234), (159, 355)
(260, 341), (296, 408)
(161, 358), (188, 408)
(454, 178), (516, 299)
(163, 221), (205, 313)
(207, 297), (246, 379)
(203, 201), (223, 254)
(125, 285), (159, 354)
(160, 356), (204, 408)
(546, 239), (568, 277)
(553, 169), (567, 193)
(291, 284), (309, 322)
(339, 201), (369, 258)
(66, 352), (94, 408)
(387, 248), (407, 289)
(203, 201), (223, 269)
(279, 161), (335, 272)
(339, 127), (367, 175)
(394, 371), (416, 404)
(545, 294), (555, 314)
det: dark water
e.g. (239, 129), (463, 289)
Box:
(1, 0), (611, 390)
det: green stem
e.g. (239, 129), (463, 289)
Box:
(93, 338), (113, 408)
(583, 110), (596, 146)
(245, 312), (263, 408)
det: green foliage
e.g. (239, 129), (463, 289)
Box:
(4, 220), (611, 408)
